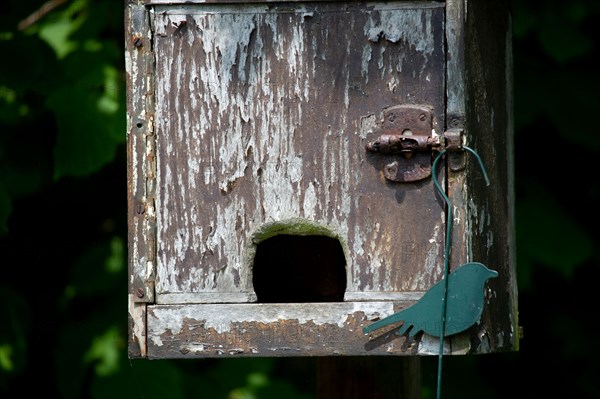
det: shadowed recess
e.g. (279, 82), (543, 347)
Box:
(252, 235), (347, 303)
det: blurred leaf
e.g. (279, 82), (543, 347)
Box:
(217, 359), (313, 399)
(0, 284), (30, 379)
(511, 2), (536, 38)
(254, 379), (315, 399)
(0, 166), (47, 199)
(550, 314), (588, 357)
(0, 86), (25, 123)
(91, 359), (185, 399)
(0, 32), (60, 236)
(516, 183), (594, 289)
(0, 129), (54, 235)
(511, 1), (600, 151)
(37, 0), (88, 59)
(66, 236), (124, 301)
(28, 0), (126, 180)
(536, 3), (592, 63)
(513, 57), (600, 150)
(106, 236), (125, 273)
(543, 73), (600, 150)
(56, 321), (99, 398)
(47, 58), (125, 180)
(247, 372), (269, 389)
(84, 325), (122, 376)
(0, 344), (14, 371)
(0, 33), (60, 95)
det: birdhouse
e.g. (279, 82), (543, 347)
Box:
(126, 0), (518, 359)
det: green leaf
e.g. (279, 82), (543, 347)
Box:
(511, 3), (536, 38)
(68, 237), (123, 298)
(0, 344), (14, 372)
(513, 59), (600, 150)
(56, 320), (105, 399)
(91, 359), (185, 399)
(0, 284), (31, 383)
(516, 183), (594, 289)
(84, 326), (122, 377)
(47, 61), (125, 180)
(37, 0), (88, 59)
(543, 73), (600, 150)
(537, 3), (592, 63)
(0, 33), (60, 96)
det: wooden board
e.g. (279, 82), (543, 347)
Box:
(152, 2), (447, 304)
(146, 301), (453, 358)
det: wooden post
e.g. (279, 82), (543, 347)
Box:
(317, 358), (421, 399)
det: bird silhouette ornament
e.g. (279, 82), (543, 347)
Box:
(363, 147), (495, 399)
(362, 262), (498, 338)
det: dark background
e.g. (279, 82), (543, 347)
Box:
(1, 0), (599, 397)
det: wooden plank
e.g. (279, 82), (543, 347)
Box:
(156, 291), (426, 304)
(126, 4), (156, 303)
(139, 0), (442, 5)
(151, 1), (447, 303)
(146, 302), (457, 358)
(445, 0), (519, 353)
(126, 3), (156, 357)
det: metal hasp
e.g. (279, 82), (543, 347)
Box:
(366, 105), (441, 183)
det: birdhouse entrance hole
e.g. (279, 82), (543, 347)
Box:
(252, 234), (347, 303)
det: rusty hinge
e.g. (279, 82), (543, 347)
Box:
(365, 105), (463, 182)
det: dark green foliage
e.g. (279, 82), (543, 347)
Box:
(0, 0), (598, 397)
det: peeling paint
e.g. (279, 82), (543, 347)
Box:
(127, 0), (519, 359)
(365, 8), (435, 51)
(149, 302), (394, 339)
(417, 334), (450, 355)
(151, 3), (445, 302)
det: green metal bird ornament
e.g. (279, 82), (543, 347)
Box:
(362, 262), (498, 338)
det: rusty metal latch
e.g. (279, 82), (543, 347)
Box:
(365, 105), (463, 182)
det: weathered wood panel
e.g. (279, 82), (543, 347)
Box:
(445, 0), (519, 353)
(140, 0), (436, 4)
(152, 2), (447, 304)
(146, 301), (455, 358)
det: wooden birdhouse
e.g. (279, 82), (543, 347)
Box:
(126, 0), (518, 359)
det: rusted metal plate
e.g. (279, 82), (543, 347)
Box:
(365, 105), (442, 182)
(146, 301), (460, 358)
(152, 2), (446, 304)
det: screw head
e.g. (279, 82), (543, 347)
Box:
(135, 288), (145, 298)
(385, 162), (398, 175)
(133, 37), (143, 48)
